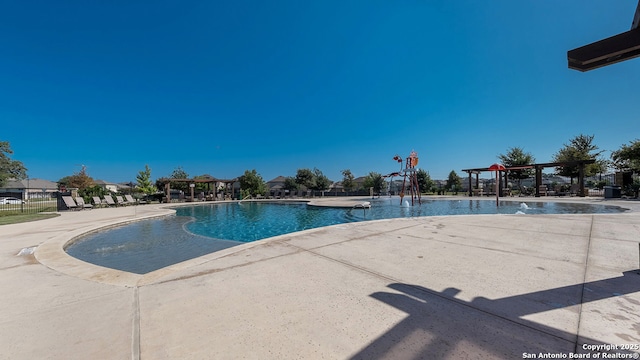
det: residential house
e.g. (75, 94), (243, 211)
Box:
(0, 178), (58, 200)
(94, 180), (122, 193)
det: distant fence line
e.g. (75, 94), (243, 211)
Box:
(0, 191), (58, 215)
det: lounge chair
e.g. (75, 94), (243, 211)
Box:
(103, 196), (117, 207)
(61, 196), (79, 211)
(75, 197), (93, 210)
(115, 195), (129, 206)
(92, 196), (105, 208)
(124, 194), (138, 205)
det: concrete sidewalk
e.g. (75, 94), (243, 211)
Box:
(1, 198), (640, 359)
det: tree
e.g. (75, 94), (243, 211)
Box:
(238, 169), (267, 197)
(283, 177), (299, 192)
(552, 134), (605, 183)
(136, 164), (157, 196)
(611, 139), (640, 174)
(0, 141), (27, 187)
(498, 147), (535, 190)
(294, 168), (315, 192)
(170, 166), (189, 179)
(363, 172), (385, 197)
(59, 166), (94, 192)
(341, 169), (355, 195)
(310, 168), (331, 194)
(169, 166), (189, 192)
(445, 170), (462, 193)
(79, 184), (108, 202)
(416, 169), (434, 194)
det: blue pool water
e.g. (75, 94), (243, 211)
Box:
(66, 198), (626, 274)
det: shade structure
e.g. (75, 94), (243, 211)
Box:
(489, 163), (505, 206)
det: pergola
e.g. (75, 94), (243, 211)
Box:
(462, 160), (596, 198)
(568, 0), (640, 71)
(157, 176), (238, 202)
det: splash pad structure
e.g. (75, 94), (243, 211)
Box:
(392, 151), (422, 206)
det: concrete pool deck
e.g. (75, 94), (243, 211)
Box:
(1, 196), (640, 359)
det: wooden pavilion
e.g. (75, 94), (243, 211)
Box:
(156, 176), (239, 202)
(462, 160), (596, 198)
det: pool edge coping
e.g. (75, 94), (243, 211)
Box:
(32, 197), (639, 287)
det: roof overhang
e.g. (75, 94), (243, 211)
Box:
(568, 1), (640, 71)
(568, 28), (640, 71)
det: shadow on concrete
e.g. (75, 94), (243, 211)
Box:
(351, 271), (640, 359)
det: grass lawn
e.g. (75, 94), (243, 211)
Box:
(0, 213), (60, 225)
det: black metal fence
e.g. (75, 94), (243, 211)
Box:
(0, 192), (58, 215)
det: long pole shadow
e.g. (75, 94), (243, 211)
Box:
(351, 270), (640, 359)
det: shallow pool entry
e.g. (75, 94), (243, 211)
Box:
(65, 198), (626, 274)
(65, 216), (242, 274)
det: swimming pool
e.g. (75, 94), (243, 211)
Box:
(65, 198), (626, 274)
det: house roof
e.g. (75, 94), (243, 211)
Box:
(94, 179), (116, 185)
(2, 178), (58, 190)
(267, 176), (288, 184)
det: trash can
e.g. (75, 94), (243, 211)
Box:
(604, 186), (621, 198)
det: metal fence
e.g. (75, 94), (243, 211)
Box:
(0, 192), (58, 215)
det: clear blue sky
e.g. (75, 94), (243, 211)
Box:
(2, 1), (639, 183)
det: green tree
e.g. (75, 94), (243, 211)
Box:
(498, 147), (535, 190)
(169, 166), (189, 192)
(552, 134), (605, 183)
(295, 168), (315, 192)
(341, 169), (355, 195)
(611, 139), (640, 174)
(445, 170), (462, 194)
(171, 166), (189, 179)
(79, 184), (108, 203)
(57, 176), (71, 190)
(416, 169), (433, 194)
(310, 168), (331, 194)
(0, 141), (27, 187)
(136, 164), (157, 196)
(283, 177), (299, 192)
(238, 169), (267, 197)
(363, 172), (385, 197)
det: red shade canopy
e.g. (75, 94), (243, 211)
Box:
(488, 163), (506, 171)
